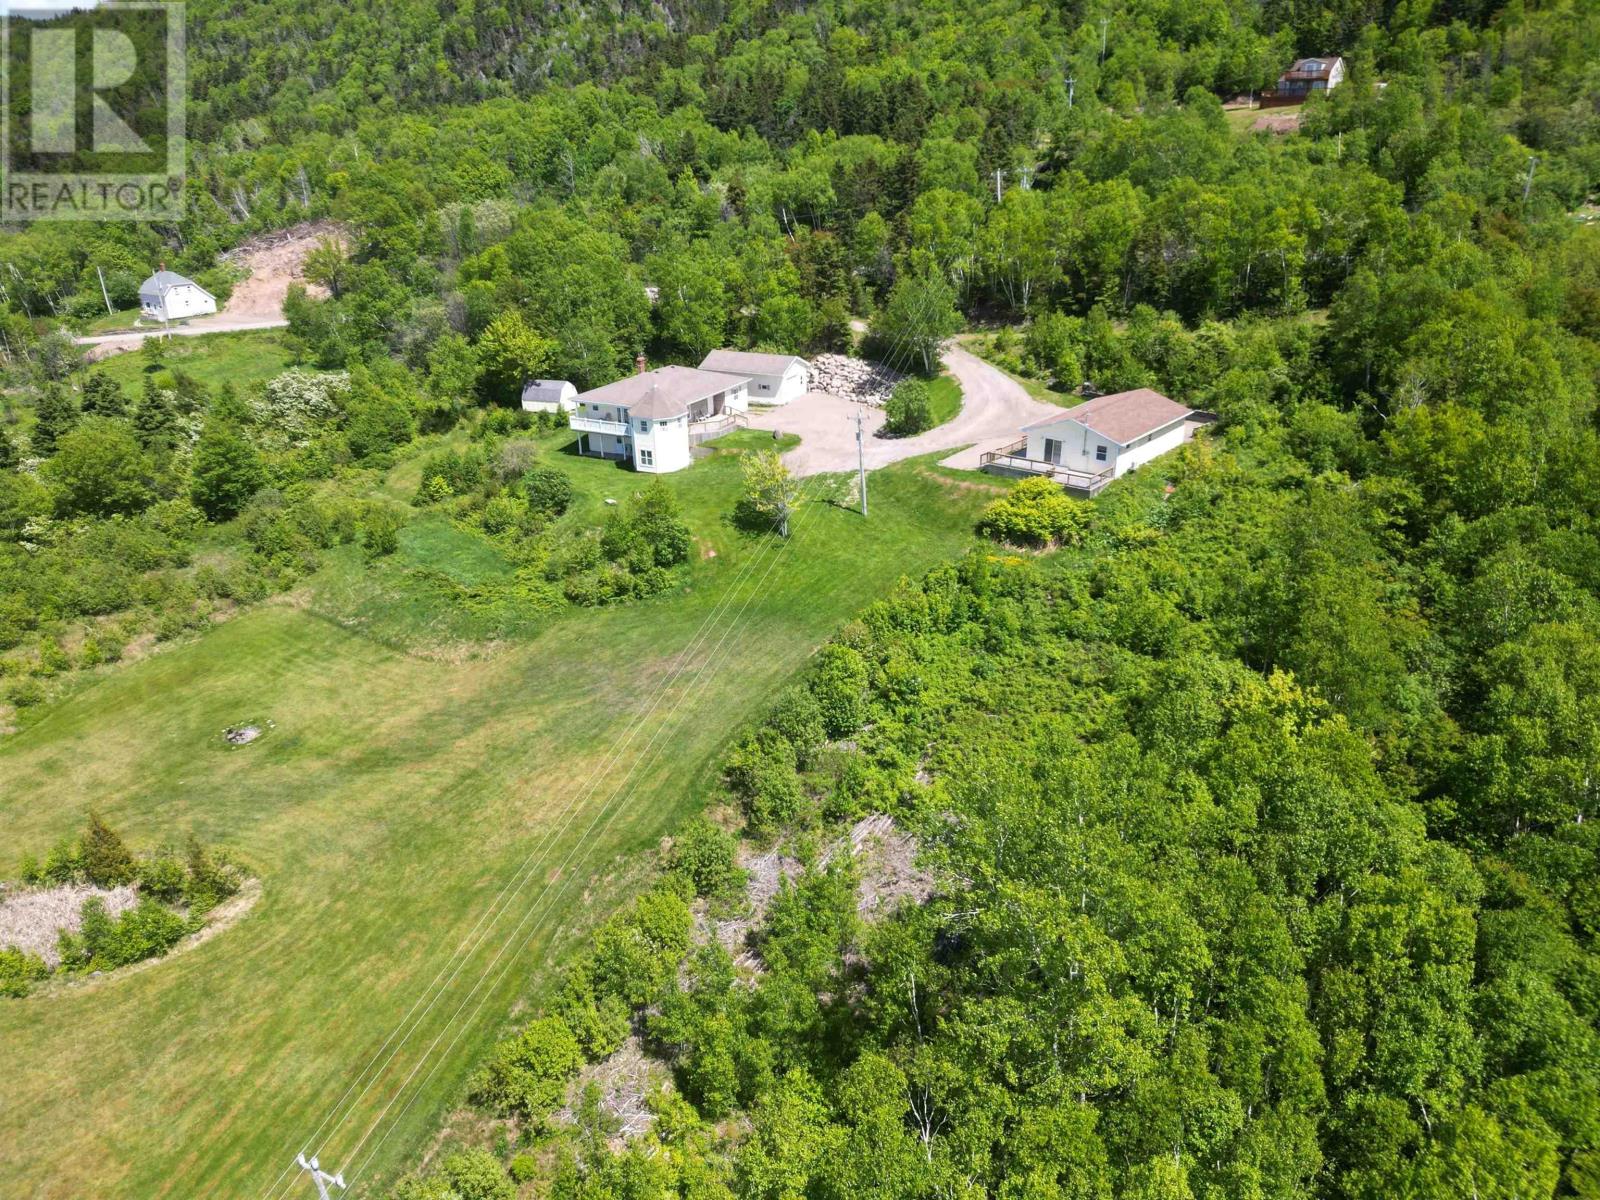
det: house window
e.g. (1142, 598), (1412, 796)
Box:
(1043, 438), (1063, 464)
(639, 449), (654, 467)
(639, 419), (651, 432)
(1095, 445), (1108, 462)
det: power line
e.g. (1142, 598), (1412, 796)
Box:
(270, 244), (964, 1199)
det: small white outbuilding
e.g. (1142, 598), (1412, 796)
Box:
(698, 350), (810, 406)
(521, 379), (578, 413)
(138, 270), (216, 322)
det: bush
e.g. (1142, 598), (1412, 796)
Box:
(523, 466), (573, 516)
(471, 1016), (584, 1124)
(670, 817), (744, 897)
(725, 729), (807, 831)
(767, 686), (826, 768)
(74, 896), (189, 970)
(361, 504), (405, 559)
(0, 946), (50, 997)
(977, 476), (1091, 547)
(883, 379), (934, 436)
(811, 643), (869, 737)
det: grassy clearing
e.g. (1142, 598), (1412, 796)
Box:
(91, 329), (305, 394)
(0, 448), (989, 1200)
(927, 373), (963, 428)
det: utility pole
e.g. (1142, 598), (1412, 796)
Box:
(95, 265), (113, 316)
(295, 1154), (345, 1200)
(1523, 155), (1538, 203)
(854, 407), (868, 518)
(995, 168), (1004, 204)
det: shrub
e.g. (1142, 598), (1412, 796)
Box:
(414, 447), (489, 502)
(883, 379), (934, 436)
(472, 1016), (584, 1123)
(523, 466), (573, 516)
(480, 494), (528, 536)
(811, 643), (869, 737)
(725, 729), (807, 831)
(977, 476), (1091, 547)
(670, 817), (743, 898)
(183, 835), (241, 913)
(138, 854), (187, 903)
(361, 504), (405, 559)
(767, 686), (826, 768)
(0, 946), (49, 997)
(74, 896), (188, 970)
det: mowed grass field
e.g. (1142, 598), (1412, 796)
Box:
(0, 441), (1000, 1200)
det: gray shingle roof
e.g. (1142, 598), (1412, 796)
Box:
(139, 270), (209, 296)
(578, 365), (749, 419)
(699, 349), (808, 377)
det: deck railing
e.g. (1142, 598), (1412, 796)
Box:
(979, 440), (1114, 493)
(569, 414), (630, 436)
(689, 411), (748, 444)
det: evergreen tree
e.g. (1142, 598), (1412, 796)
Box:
(132, 378), (179, 453)
(31, 383), (78, 457)
(79, 811), (135, 887)
(190, 419), (266, 521)
(80, 373), (128, 418)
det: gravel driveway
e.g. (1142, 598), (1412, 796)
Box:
(745, 344), (1062, 477)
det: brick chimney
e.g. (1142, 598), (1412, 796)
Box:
(635, 352), (647, 375)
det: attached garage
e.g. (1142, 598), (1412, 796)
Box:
(698, 350), (810, 406)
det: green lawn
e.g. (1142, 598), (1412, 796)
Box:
(0, 449), (989, 1200)
(927, 373), (963, 428)
(92, 329), (305, 395)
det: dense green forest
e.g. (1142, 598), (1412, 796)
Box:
(3, 0), (1600, 1193)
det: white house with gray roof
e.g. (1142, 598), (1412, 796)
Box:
(699, 350), (810, 405)
(569, 362), (750, 473)
(138, 270), (216, 322)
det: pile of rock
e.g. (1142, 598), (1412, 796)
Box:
(810, 353), (905, 406)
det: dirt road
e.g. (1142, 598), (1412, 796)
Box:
(745, 344), (1062, 477)
(78, 221), (339, 359)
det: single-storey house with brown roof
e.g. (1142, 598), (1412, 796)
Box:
(568, 361), (750, 473)
(981, 388), (1194, 493)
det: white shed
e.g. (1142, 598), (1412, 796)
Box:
(138, 270), (216, 322)
(1020, 389), (1193, 481)
(698, 350), (810, 406)
(521, 379), (578, 413)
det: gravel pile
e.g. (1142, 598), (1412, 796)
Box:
(810, 353), (905, 406)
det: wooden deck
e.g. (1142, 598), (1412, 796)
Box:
(978, 440), (1115, 496)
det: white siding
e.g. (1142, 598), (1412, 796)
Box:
(1025, 418), (1118, 475)
(142, 283), (216, 321)
(742, 367), (807, 406)
(630, 414), (692, 473)
(1025, 415), (1190, 478)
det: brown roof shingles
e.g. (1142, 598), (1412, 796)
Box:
(1023, 388), (1192, 444)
